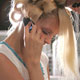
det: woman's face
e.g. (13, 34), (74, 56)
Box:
(36, 14), (59, 44)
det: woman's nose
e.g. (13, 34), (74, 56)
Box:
(44, 34), (54, 44)
(44, 38), (52, 44)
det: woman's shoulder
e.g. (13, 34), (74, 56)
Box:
(0, 53), (24, 80)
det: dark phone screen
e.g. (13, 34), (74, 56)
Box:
(23, 18), (32, 32)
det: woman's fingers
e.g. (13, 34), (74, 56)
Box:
(40, 37), (44, 45)
(30, 24), (37, 36)
(25, 22), (32, 36)
(25, 23), (44, 44)
(36, 29), (42, 39)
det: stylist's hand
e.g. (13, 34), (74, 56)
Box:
(23, 22), (44, 65)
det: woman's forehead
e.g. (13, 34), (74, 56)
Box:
(40, 24), (56, 33)
(36, 13), (59, 32)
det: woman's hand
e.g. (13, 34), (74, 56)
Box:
(23, 22), (44, 65)
(22, 22), (44, 80)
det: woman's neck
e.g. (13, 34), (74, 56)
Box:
(4, 23), (24, 57)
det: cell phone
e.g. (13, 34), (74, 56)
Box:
(23, 18), (32, 32)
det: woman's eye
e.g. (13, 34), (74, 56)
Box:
(42, 30), (49, 35)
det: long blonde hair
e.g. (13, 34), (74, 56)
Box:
(57, 8), (80, 79)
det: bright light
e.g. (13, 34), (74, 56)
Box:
(16, 3), (23, 8)
(14, 13), (22, 21)
(65, 7), (72, 11)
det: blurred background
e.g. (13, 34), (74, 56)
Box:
(0, 0), (80, 80)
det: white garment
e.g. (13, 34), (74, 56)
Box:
(0, 42), (49, 80)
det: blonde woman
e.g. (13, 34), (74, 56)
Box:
(0, 0), (79, 80)
(0, 0), (59, 80)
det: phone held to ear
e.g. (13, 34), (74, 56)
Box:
(23, 18), (33, 32)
